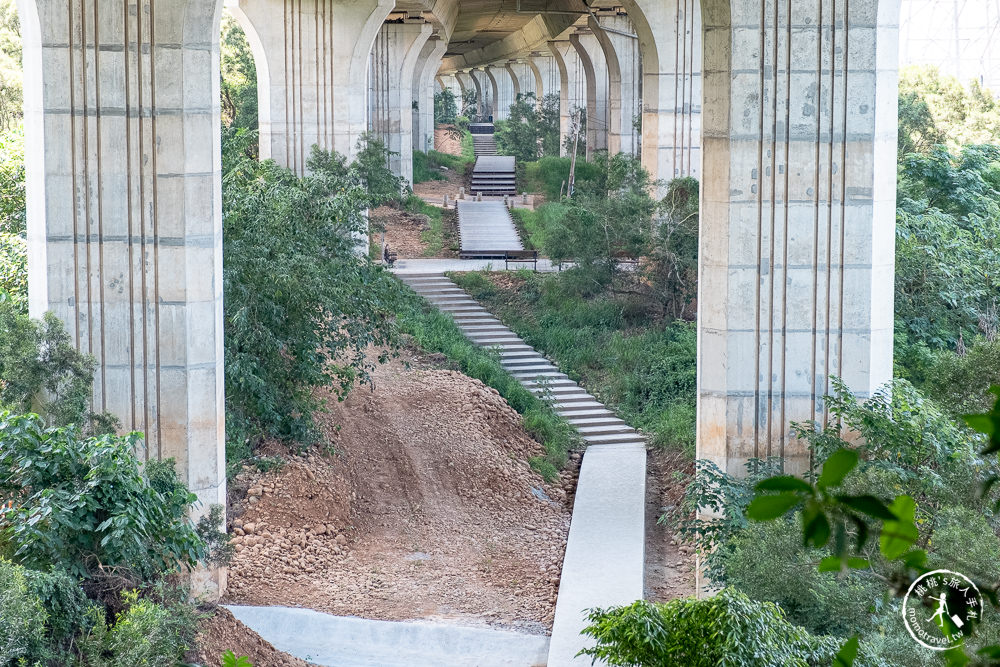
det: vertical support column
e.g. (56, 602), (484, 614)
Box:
(413, 36), (446, 153)
(462, 69), (483, 119)
(370, 20), (431, 184)
(233, 0), (393, 172)
(547, 42), (572, 156)
(626, 0), (701, 181)
(570, 30), (610, 157)
(592, 13), (642, 156)
(505, 62), (522, 101)
(697, 0), (898, 475)
(20, 0), (227, 593)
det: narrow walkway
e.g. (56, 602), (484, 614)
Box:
(226, 605), (549, 667)
(457, 200), (523, 258)
(398, 273), (647, 667)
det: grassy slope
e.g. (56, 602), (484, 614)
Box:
(450, 270), (697, 454)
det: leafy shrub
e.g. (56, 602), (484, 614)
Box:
(0, 300), (115, 431)
(0, 125), (24, 235)
(433, 88), (457, 124)
(579, 588), (851, 667)
(0, 413), (204, 583)
(921, 336), (1000, 415)
(76, 590), (195, 667)
(0, 230), (24, 310)
(23, 567), (95, 655)
(220, 14), (258, 137)
(0, 558), (47, 666)
(222, 651), (254, 667)
(222, 130), (399, 461)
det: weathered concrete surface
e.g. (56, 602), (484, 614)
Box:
(226, 606), (550, 667)
(697, 0), (898, 476)
(20, 0), (228, 596)
(413, 37), (447, 153)
(370, 20), (432, 184)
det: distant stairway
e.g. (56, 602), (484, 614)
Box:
(470, 155), (516, 196)
(472, 133), (498, 156)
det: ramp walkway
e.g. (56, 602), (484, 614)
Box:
(457, 200), (523, 258)
(472, 155), (516, 196)
(398, 273), (647, 667)
(226, 605), (549, 667)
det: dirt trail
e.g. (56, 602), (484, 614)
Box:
(645, 449), (697, 601)
(224, 353), (577, 634)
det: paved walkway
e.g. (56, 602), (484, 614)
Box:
(457, 200), (523, 258)
(226, 606), (549, 667)
(397, 273), (648, 667)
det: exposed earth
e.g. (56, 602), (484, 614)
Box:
(223, 349), (579, 634)
(191, 607), (314, 667)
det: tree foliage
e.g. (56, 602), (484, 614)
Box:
(898, 66), (1000, 154)
(0, 0), (21, 134)
(222, 129), (400, 460)
(220, 13), (258, 138)
(433, 88), (457, 124)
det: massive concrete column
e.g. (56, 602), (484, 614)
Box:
(504, 62), (522, 100)
(697, 0), (898, 475)
(370, 20), (432, 184)
(591, 13), (641, 156)
(624, 0), (701, 181)
(547, 42), (572, 156)
(461, 69), (484, 119)
(413, 36), (446, 152)
(18, 0), (227, 592)
(527, 55), (546, 101)
(231, 0), (394, 173)
(570, 30), (610, 157)
(474, 67), (497, 120)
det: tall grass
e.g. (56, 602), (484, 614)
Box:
(451, 270), (697, 455)
(510, 202), (569, 254)
(390, 276), (578, 477)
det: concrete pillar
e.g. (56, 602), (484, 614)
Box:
(485, 66), (506, 120)
(474, 67), (498, 121)
(527, 56), (546, 102)
(569, 30), (610, 157)
(18, 0), (226, 592)
(549, 40), (587, 157)
(232, 0), (394, 173)
(594, 12), (641, 156)
(461, 69), (483, 119)
(623, 0), (700, 181)
(413, 36), (446, 153)
(505, 63), (521, 101)
(697, 0), (898, 475)
(369, 20), (432, 184)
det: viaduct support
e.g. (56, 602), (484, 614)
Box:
(369, 19), (432, 184)
(18, 0), (227, 594)
(230, 0), (394, 173)
(697, 0), (898, 475)
(413, 36), (447, 153)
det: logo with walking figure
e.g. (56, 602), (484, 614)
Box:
(903, 569), (984, 650)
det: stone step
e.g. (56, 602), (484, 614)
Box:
(501, 358), (551, 368)
(552, 400), (607, 412)
(506, 365), (560, 376)
(565, 416), (627, 428)
(581, 433), (647, 445)
(575, 424), (636, 436)
(558, 408), (617, 420)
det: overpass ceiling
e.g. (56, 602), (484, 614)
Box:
(442, 0), (591, 56)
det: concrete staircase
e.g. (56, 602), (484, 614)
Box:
(471, 155), (516, 196)
(472, 133), (498, 156)
(397, 273), (647, 666)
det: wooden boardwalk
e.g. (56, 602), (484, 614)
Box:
(456, 200), (522, 258)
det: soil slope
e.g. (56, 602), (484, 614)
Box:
(224, 355), (576, 633)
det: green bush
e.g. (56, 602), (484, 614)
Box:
(921, 336), (1000, 415)
(522, 156), (603, 201)
(0, 231), (25, 310)
(412, 150), (446, 183)
(0, 125), (25, 235)
(77, 590), (195, 667)
(24, 567), (94, 654)
(222, 130), (399, 461)
(580, 588), (851, 667)
(0, 558), (47, 666)
(0, 300), (114, 431)
(433, 89), (457, 124)
(0, 413), (205, 582)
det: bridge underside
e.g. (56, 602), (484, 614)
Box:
(17, 0), (897, 601)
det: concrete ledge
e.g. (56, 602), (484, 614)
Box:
(547, 443), (647, 666)
(225, 605), (549, 667)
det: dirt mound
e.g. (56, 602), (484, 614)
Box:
(224, 357), (577, 633)
(191, 607), (313, 667)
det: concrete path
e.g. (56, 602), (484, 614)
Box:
(457, 200), (523, 257)
(226, 606), (549, 667)
(397, 273), (648, 667)
(392, 257), (563, 273)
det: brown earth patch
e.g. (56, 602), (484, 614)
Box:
(224, 354), (578, 634)
(190, 607), (314, 667)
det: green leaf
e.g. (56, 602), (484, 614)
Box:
(756, 476), (814, 494)
(847, 557), (870, 569)
(835, 494), (897, 521)
(833, 635), (859, 667)
(803, 512), (831, 548)
(746, 493), (800, 521)
(880, 520), (919, 560)
(818, 449), (859, 489)
(818, 556), (842, 572)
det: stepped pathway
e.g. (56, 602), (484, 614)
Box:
(456, 200), (523, 258)
(471, 155), (517, 196)
(472, 132), (498, 156)
(398, 272), (647, 666)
